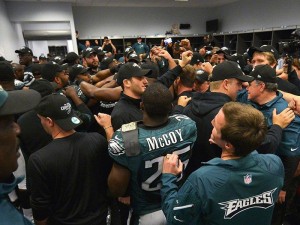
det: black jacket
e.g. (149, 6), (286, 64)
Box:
(175, 92), (232, 178)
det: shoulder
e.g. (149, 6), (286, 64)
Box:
(252, 153), (284, 176)
(169, 114), (196, 130)
(188, 163), (230, 192)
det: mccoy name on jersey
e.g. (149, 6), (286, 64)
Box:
(108, 114), (197, 215)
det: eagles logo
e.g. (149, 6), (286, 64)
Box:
(219, 188), (276, 219)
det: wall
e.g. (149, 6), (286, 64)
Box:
(0, 0), (24, 63)
(5, 1), (78, 54)
(213, 0), (300, 33)
(73, 6), (213, 39)
(73, 0), (300, 39)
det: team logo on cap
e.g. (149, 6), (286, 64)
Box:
(86, 47), (93, 52)
(71, 117), (80, 124)
(60, 102), (71, 114)
(130, 53), (138, 58)
(133, 63), (141, 69)
(244, 174), (252, 184)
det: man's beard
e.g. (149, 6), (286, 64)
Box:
(89, 62), (99, 69)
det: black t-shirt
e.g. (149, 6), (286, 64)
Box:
(27, 132), (112, 225)
(17, 110), (52, 163)
(103, 44), (113, 54)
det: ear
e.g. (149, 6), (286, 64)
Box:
(46, 117), (55, 127)
(54, 76), (61, 84)
(123, 79), (131, 88)
(223, 79), (230, 91)
(224, 141), (234, 152)
(259, 82), (266, 92)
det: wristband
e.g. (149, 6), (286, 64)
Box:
(104, 125), (112, 130)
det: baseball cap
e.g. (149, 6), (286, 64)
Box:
(64, 52), (79, 64)
(0, 56), (12, 63)
(247, 45), (279, 60)
(15, 46), (33, 56)
(190, 52), (204, 65)
(29, 79), (55, 97)
(128, 53), (140, 63)
(82, 47), (97, 58)
(225, 54), (247, 72)
(210, 61), (253, 82)
(69, 64), (89, 82)
(39, 54), (47, 60)
(205, 51), (213, 57)
(249, 64), (277, 83)
(0, 62), (15, 82)
(41, 62), (64, 82)
(53, 56), (62, 64)
(141, 62), (159, 79)
(100, 57), (114, 70)
(195, 69), (210, 83)
(36, 93), (82, 131)
(0, 86), (41, 116)
(32, 64), (43, 75)
(93, 46), (103, 54)
(124, 47), (134, 58)
(116, 62), (152, 85)
(216, 46), (230, 55)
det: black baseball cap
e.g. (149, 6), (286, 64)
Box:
(39, 54), (47, 60)
(41, 62), (64, 82)
(247, 45), (279, 60)
(0, 56), (12, 63)
(36, 93), (82, 131)
(82, 47), (97, 58)
(64, 52), (79, 63)
(0, 86), (41, 116)
(210, 61), (253, 82)
(190, 52), (204, 65)
(116, 62), (152, 85)
(249, 64), (277, 83)
(100, 57), (114, 70)
(124, 47), (134, 58)
(0, 62), (15, 82)
(69, 64), (89, 82)
(216, 46), (230, 55)
(29, 79), (55, 97)
(195, 69), (210, 83)
(141, 62), (159, 79)
(128, 53), (140, 63)
(15, 46), (33, 56)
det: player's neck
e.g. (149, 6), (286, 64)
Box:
(221, 151), (241, 160)
(143, 115), (169, 127)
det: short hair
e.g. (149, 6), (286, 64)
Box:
(209, 80), (222, 91)
(263, 52), (277, 66)
(142, 82), (173, 119)
(221, 102), (267, 157)
(255, 80), (278, 92)
(179, 65), (196, 88)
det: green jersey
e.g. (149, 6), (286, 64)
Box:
(108, 114), (197, 215)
